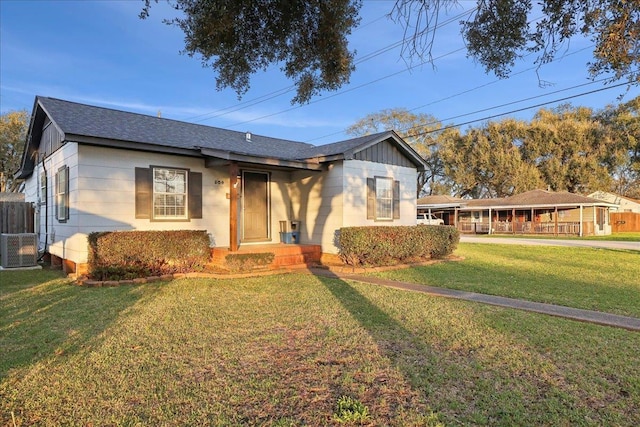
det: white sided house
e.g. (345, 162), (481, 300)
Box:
(16, 97), (426, 273)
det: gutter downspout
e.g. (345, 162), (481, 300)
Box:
(40, 157), (49, 259)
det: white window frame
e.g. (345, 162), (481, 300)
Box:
(153, 167), (188, 220)
(55, 166), (69, 222)
(375, 177), (393, 220)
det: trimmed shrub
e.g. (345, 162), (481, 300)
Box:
(87, 230), (210, 280)
(337, 225), (459, 267)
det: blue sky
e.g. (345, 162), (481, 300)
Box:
(1, 0), (638, 145)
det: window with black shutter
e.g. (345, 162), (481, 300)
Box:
(135, 167), (202, 221)
(367, 176), (400, 221)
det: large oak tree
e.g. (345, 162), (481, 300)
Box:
(142, 0), (640, 103)
(440, 119), (543, 198)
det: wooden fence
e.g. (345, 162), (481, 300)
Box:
(0, 202), (35, 234)
(611, 212), (640, 232)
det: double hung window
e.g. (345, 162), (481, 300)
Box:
(55, 166), (69, 222)
(153, 168), (187, 219)
(367, 176), (400, 221)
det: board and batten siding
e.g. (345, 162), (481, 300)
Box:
(352, 139), (415, 168)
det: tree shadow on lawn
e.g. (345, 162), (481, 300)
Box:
(312, 270), (629, 426)
(0, 269), (158, 381)
(313, 271), (446, 420)
(398, 255), (640, 317)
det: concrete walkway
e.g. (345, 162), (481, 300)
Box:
(460, 235), (640, 251)
(311, 269), (640, 332)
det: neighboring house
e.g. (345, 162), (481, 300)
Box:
(417, 194), (464, 225)
(418, 190), (617, 236)
(15, 96), (426, 273)
(588, 191), (640, 213)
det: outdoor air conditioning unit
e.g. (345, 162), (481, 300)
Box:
(1, 233), (38, 268)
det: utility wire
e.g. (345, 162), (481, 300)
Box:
(410, 80), (631, 137)
(185, 7), (476, 123)
(303, 45), (596, 142)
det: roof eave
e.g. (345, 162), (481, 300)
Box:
(69, 134), (200, 157)
(200, 147), (325, 171)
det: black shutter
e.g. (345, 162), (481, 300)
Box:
(135, 167), (152, 219)
(367, 177), (375, 220)
(63, 166), (69, 221)
(393, 180), (400, 219)
(55, 168), (59, 221)
(189, 171), (202, 219)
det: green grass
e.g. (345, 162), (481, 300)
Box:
(1, 265), (639, 425)
(374, 243), (640, 317)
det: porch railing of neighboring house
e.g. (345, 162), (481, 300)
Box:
(458, 222), (491, 234)
(458, 221), (586, 236)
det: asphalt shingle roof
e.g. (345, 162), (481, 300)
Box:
(36, 96), (396, 161)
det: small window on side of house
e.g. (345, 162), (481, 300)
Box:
(367, 176), (400, 221)
(55, 166), (69, 222)
(40, 172), (47, 205)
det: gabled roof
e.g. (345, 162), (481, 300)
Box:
(417, 194), (465, 207)
(17, 96), (426, 178)
(462, 189), (617, 209)
(417, 189), (618, 211)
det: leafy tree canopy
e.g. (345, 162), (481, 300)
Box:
(142, 0), (640, 103)
(440, 119), (543, 198)
(141, 0), (360, 104)
(0, 110), (29, 192)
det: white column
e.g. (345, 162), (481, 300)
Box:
(579, 205), (583, 237)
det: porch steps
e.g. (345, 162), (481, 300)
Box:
(210, 244), (322, 270)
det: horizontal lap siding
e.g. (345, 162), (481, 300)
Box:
(64, 145), (230, 263)
(342, 160), (417, 228)
(290, 164), (344, 253)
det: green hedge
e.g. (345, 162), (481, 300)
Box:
(337, 225), (459, 267)
(87, 230), (211, 280)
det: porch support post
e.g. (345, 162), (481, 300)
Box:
(229, 162), (239, 252)
(554, 206), (558, 236)
(454, 207), (458, 229)
(488, 208), (492, 234)
(579, 205), (583, 237)
(512, 208), (516, 234)
(593, 205), (597, 236)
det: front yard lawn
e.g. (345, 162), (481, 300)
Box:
(1, 261), (639, 426)
(374, 243), (640, 318)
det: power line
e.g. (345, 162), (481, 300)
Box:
(411, 80), (631, 137)
(185, 7), (476, 124)
(303, 45), (596, 143)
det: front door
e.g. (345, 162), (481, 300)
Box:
(242, 171), (270, 241)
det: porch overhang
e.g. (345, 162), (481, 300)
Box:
(200, 148), (326, 171)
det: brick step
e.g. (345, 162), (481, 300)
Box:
(210, 244), (321, 269)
